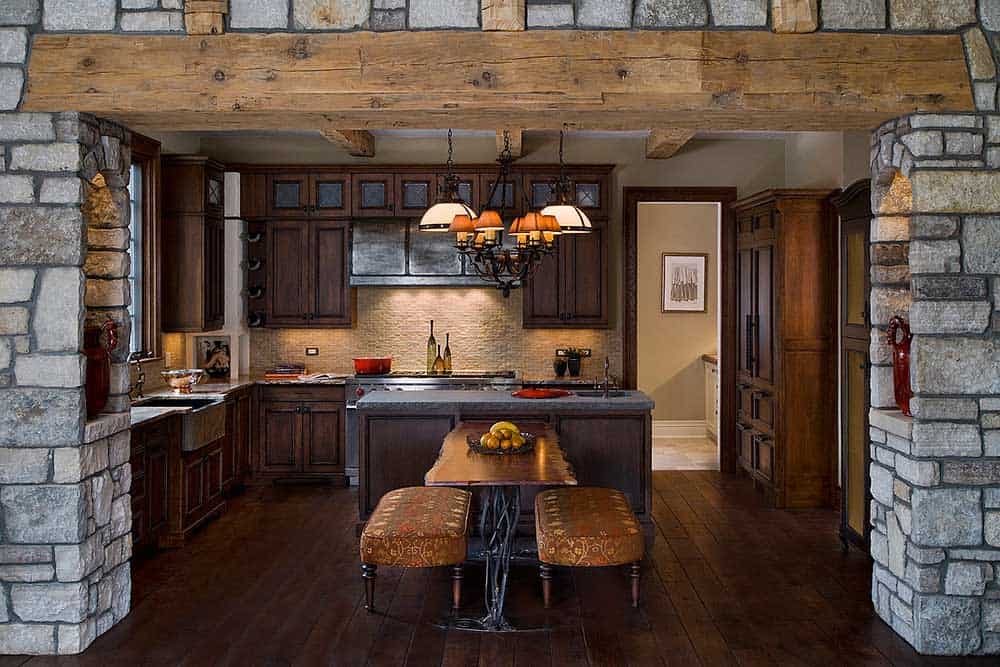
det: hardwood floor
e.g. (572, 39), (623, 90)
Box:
(10, 472), (995, 666)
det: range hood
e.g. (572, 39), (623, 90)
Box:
(351, 220), (486, 287)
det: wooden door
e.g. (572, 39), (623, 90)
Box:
(737, 246), (754, 377)
(308, 220), (351, 326)
(843, 343), (869, 540)
(260, 401), (301, 473)
(267, 173), (311, 217)
(753, 244), (775, 385)
(395, 173), (437, 217)
(561, 221), (607, 325)
(203, 215), (225, 330)
(266, 220), (310, 326)
(302, 402), (345, 473)
(842, 218), (870, 340)
(352, 173), (395, 217)
(310, 172), (351, 218)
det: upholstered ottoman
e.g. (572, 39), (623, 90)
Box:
(360, 486), (472, 612)
(535, 487), (645, 608)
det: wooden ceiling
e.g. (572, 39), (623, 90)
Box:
(22, 30), (973, 135)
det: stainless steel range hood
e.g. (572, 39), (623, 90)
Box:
(350, 220), (486, 287)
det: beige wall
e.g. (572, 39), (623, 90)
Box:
(636, 203), (719, 422)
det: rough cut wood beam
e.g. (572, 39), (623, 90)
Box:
(646, 130), (696, 159)
(319, 129), (375, 157)
(184, 0), (227, 35)
(772, 0), (818, 33)
(498, 129), (522, 157)
(23, 32), (973, 132)
(482, 0), (525, 31)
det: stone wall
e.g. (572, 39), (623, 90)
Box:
(4, 0), (995, 33)
(868, 112), (1000, 655)
(0, 1), (133, 654)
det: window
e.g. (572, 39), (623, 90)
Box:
(128, 133), (162, 359)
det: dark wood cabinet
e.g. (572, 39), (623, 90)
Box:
(161, 156), (226, 332)
(353, 172), (395, 217)
(267, 172), (352, 218)
(395, 172), (437, 216)
(131, 417), (174, 553)
(479, 172), (522, 216)
(732, 189), (837, 509)
(523, 218), (608, 328)
(266, 173), (310, 217)
(257, 385), (347, 482)
(264, 219), (352, 328)
(222, 386), (252, 494)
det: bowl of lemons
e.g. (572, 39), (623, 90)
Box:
(467, 421), (536, 455)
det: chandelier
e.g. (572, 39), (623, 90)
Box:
(418, 129), (478, 232)
(420, 130), (591, 297)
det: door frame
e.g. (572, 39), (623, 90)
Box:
(623, 187), (739, 474)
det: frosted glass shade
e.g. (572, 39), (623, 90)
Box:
(541, 204), (592, 234)
(419, 201), (477, 232)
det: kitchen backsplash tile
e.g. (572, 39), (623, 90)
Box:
(250, 287), (622, 381)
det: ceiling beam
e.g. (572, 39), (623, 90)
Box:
(646, 130), (696, 159)
(497, 129), (523, 158)
(23, 32), (973, 132)
(482, 0), (525, 31)
(319, 129), (374, 157)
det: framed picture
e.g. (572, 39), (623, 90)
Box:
(662, 253), (708, 313)
(194, 335), (232, 379)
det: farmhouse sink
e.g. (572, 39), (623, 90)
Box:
(574, 390), (631, 398)
(133, 396), (226, 452)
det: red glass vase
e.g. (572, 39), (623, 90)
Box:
(84, 318), (118, 419)
(886, 316), (913, 417)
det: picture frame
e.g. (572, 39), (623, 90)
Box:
(194, 335), (232, 379)
(661, 253), (708, 313)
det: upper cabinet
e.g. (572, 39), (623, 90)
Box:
(352, 172), (395, 217)
(266, 172), (352, 218)
(161, 156), (226, 332)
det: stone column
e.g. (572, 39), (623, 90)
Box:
(869, 113), (1000, 655)
(0, 5), (133, 655)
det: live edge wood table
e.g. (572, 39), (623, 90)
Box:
(425, 422), (576, 632)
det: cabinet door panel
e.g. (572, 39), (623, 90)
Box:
(563, 223), (606, 324)
(184, 456), (204, 518)
(311, 173), (351, 218)
(353, 173), (395, 217)
(205, 446), (223, 503)
(479, 174), (522, 216)
(844, 347), (869, 537)
(146, 442), (168, 536)
(203, 216), (225, 330)
(755, 437), (774, 481)
(268, 174), (310, 217)
(754, 245), (775, 384)
(266, 221), (310, 326)
(303, 402), (344, 473)
(522, 250), (563, 326)
(737, 247), (753, 376)
(260, 401), (300, 473)
(309, 221), (351, 326)
(557, 415), (647, 514)
(236, 394), (252, 478)
(222, 404), (236, 488)
(738, 424), (753, 472)
(395, 173), (436, 215)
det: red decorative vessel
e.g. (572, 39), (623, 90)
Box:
(886, 316), (913, 417)
(84, 318), (118, 419)
(511, 388), (572, 399)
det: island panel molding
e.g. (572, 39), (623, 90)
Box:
(22, 31), (972, 132)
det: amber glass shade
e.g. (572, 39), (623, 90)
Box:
(474, 210), (505, 231)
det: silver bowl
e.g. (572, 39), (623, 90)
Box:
(160, 369), (205, 394)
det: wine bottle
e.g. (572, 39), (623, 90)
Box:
(426, 320), (437, 374)
(432, 344), (446, 375)
(443, 333), (453, 374)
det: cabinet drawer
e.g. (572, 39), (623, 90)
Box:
(752, 390), (775, 429)
(755, 437), (774, 481)
(738, 386), (753, 422)
(260, 384), (345, 402)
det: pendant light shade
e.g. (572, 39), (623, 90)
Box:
(539, 203), (592, 234)
(419, 129), (477, 232)
(474, 209), (505, 231)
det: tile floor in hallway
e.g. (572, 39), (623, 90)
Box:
(654, 437), (720, 470)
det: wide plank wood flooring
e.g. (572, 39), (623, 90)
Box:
(8, 471), (996, 666)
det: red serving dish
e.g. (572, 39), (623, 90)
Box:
(353, 357), (392, 375)
(511, 388), (572, 399)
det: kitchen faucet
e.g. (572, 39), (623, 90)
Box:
(595, 356), (617, 397)
(128, 350), (150, 400)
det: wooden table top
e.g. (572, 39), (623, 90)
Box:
(424, 422), (578, 488)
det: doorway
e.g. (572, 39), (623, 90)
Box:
(622, 187), (738, 472)
(635, 202), (722, 470)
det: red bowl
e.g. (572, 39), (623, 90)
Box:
(353, 357), (392, 375)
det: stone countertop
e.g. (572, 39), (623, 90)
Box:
(522, 377), (599, 386)
(130, 405), (188, 427)
(357, 389), (654, 412)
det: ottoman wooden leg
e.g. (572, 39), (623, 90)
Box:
(630, 562), (641, 608)
(362, 563), (377, 612)
(540, 563), (553, 609)
(452, 564), (463, 610)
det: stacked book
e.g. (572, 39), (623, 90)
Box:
(263, 363), (306, 380)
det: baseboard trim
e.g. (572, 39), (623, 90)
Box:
(653, 420), (708, 439)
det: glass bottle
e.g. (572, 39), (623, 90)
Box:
(426, 320), (437, 374)
(432, 344), (446, 375)
(443, 333), (453, 374)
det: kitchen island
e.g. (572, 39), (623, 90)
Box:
(357, 389), (654, 537)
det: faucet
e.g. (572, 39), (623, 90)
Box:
(598, 356), (617, 397)
(128, 350), (150, 400)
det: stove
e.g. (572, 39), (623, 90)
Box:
(344, 371), (521, 484)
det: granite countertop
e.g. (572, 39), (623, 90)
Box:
(357, 389), (654, 411)
(130, 405), (189, 427)
(522, 377), (598, 386)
